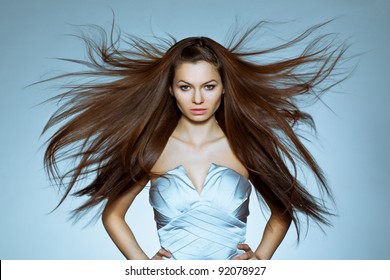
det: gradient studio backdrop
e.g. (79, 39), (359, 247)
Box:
(0, 0), (389, 260)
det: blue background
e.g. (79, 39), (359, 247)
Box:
(0, 0), (389, 259)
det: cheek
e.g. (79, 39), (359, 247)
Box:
(211, 94), (223, 107)
(173, 94), (189, 110)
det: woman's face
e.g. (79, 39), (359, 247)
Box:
(171, 61), (224, 123)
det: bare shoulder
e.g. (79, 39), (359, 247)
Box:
(210, 137), (249, 178)
(150, 136), (184, 174)
(151, 135), (249, 178)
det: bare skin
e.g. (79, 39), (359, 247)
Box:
(102, 61), (291, 260)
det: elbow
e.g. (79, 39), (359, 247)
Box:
(101, 204), (119, 229)
(270, 209), (293, 228)
(284, 215), (293, 229)
(101, 207), (111, 229)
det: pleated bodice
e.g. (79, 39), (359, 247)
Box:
(149, 163), (251, 260)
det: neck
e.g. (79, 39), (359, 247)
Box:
(173, 115), (224, 147)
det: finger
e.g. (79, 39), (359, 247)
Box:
(151, 249), (169, 260)
(237, 243), (252, 252)
(158, 248), (172, 258)
(232, 254), (243, 260)
(234, 244), (254, 260)
(233, 252), (250, 260)
(151, 254), (163, 260)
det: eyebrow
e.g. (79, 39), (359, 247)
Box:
(176, 79), (218, 85)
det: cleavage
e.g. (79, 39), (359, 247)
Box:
(180, 164), (214, 194)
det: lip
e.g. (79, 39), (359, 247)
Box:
(190, 109), (207, 115)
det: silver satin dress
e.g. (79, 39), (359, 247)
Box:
(149, 163), (251, 260)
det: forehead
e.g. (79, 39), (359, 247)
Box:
(173, 61), (221, 82)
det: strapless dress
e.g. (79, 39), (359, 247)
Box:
(149, 163), (251, 260)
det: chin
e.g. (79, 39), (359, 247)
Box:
(185, 114), (212, 123)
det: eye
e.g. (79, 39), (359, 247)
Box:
(205, 84), (216, 90)
(179, 85), (191, 91)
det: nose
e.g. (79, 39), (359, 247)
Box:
(192, 89), (204, 104)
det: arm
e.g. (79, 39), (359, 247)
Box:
(234, 199), (292, 260)
(102, 178), (149, 260)
(253, 208), (291, 260)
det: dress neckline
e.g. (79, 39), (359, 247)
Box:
(154, 163), (249, 195)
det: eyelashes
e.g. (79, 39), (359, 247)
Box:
(178, 84), (217, 91)
(204, 85), (216, 90)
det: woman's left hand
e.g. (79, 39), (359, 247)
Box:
(232, 243), (260, 260)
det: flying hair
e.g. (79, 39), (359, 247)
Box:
(39, 20), (350, 240)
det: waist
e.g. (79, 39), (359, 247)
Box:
(164, 247), (245, 260)
(158, 218), (247, 260)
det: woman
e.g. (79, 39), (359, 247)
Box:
(42, 21), (347, 260)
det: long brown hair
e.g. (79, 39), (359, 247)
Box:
(41, 21), (349, 239)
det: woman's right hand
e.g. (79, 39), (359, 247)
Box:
(151, 248), (172, 260)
